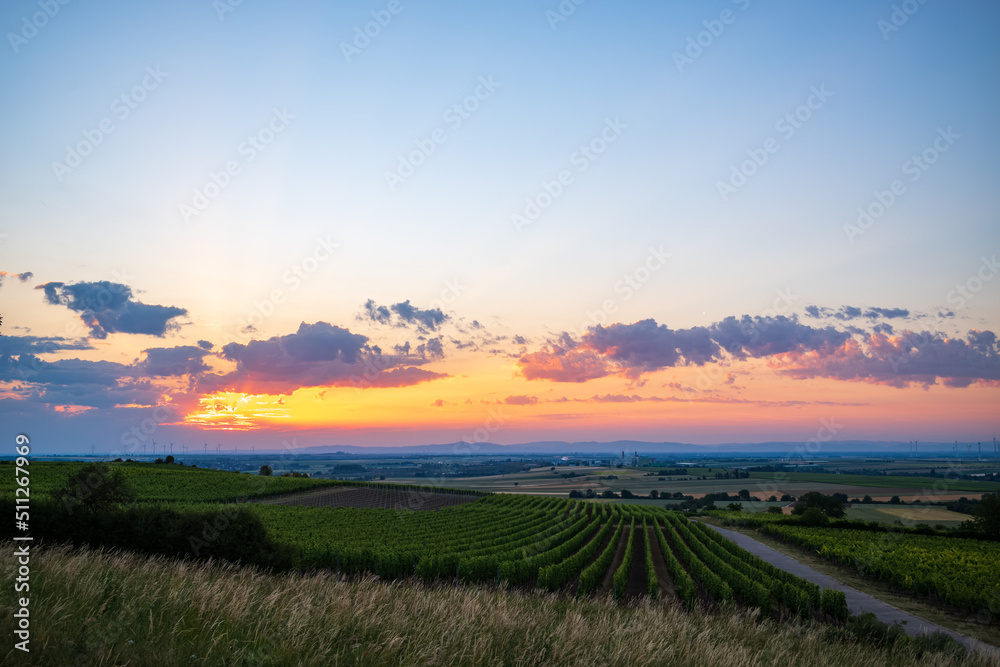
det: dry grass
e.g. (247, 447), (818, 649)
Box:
(1, 541), (994, 666)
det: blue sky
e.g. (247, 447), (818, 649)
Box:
(1, 1), (998, 453)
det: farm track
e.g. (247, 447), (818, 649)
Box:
(622, 525), (647, 599)
(646, 524), (675, 600)
(600, 524), (629, 594)
(570, 517), (619, 596)
(705, 524), (1000, 661)
(253, 485), (478, 511)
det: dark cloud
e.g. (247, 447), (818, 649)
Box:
(37, 281), (187, 338)
(864, 307), (909, 319)
(134, 345), (212, 377)
(518, 315), (997, 389)
(361, 299), (448, 331)
(585, 320), (721, 376)
(804, 305), (910, 321)
(362, 299), (392, 325)
(708, 315), (850, 360)
(199, 321), (446, 394)
(197, 340), (213, 350)
(0, 354), (131, 388)
(778, 329), (1000, 388)
(0, 335), (91, 356)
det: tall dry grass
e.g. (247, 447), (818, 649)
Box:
(0, 541), (993, 666)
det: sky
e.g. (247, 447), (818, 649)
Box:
(1, 0), (998, 455)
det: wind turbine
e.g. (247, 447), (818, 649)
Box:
(151, 440), (157, 456)
(204, 442), (208, 455)
(169, 442), (174, 456)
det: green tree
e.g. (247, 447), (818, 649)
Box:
(889, 495), (901, 505)
(165, 455), (175, 464)
(726, 502), (743, 512)
(738, 489), (751, 501)
(54, 463), (136, 514)
(973, 492), (1000, 538)
(259, 465), (273, 476)
(792, 491), (845, 518)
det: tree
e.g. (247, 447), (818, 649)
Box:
(792, 491), (845, 518)
(259, 465), (273, 476)
(800, 507), (830, 526)
(649, 489), (659, 499)
(601, 489), (617, 498)
(738, 489), (751, 501)
(726, 502), (743, 512)
(54, 463), (136, 514)
(766, 505), (783, 514)
(973, 492), (1000, 538)
(889, 495), (901, 505)
(165, 455), (175, 464)
(513, 482), (519, 487)
(620, 489), (634, 499)
(862, 495), (873, 504)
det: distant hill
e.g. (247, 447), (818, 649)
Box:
(285, 440), (964, 457)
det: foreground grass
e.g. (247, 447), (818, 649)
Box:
(1, 543), (993, 666)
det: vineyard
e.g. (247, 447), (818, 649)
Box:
(249, 495), (849, 621)
(256, 484), (480, 510)
(759, 524), (1000, 614)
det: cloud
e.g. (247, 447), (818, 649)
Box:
(361, 299), (448, 331)
(516, 334), (611, 382)
(776, 329), (1000, 388)
(37, 281), (187, 338)
(804, 305), (910, 321)
(134, 345), (212, 377)
(199, 321), (446, 394)
(0, 271), (34, 287)
(518, 314), (996, 388)
(0, 335), (92, 356)
(503, 394), (538, 405)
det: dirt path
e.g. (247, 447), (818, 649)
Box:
(646, 525), (675, 600)
(599, 524), (629, 593)
(704, 524), (999, 661)
(570, 519), (618, 596)
(622, 526), (647, 599)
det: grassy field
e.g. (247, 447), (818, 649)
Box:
(750, 472), (998, 493)
(2, 541), (985, 667)
(383, 464), (998, 503)
(845, 504), (973, 527)
(0, 460), (345, 502)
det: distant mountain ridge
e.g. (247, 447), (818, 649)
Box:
(284, 440), (972, 457)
